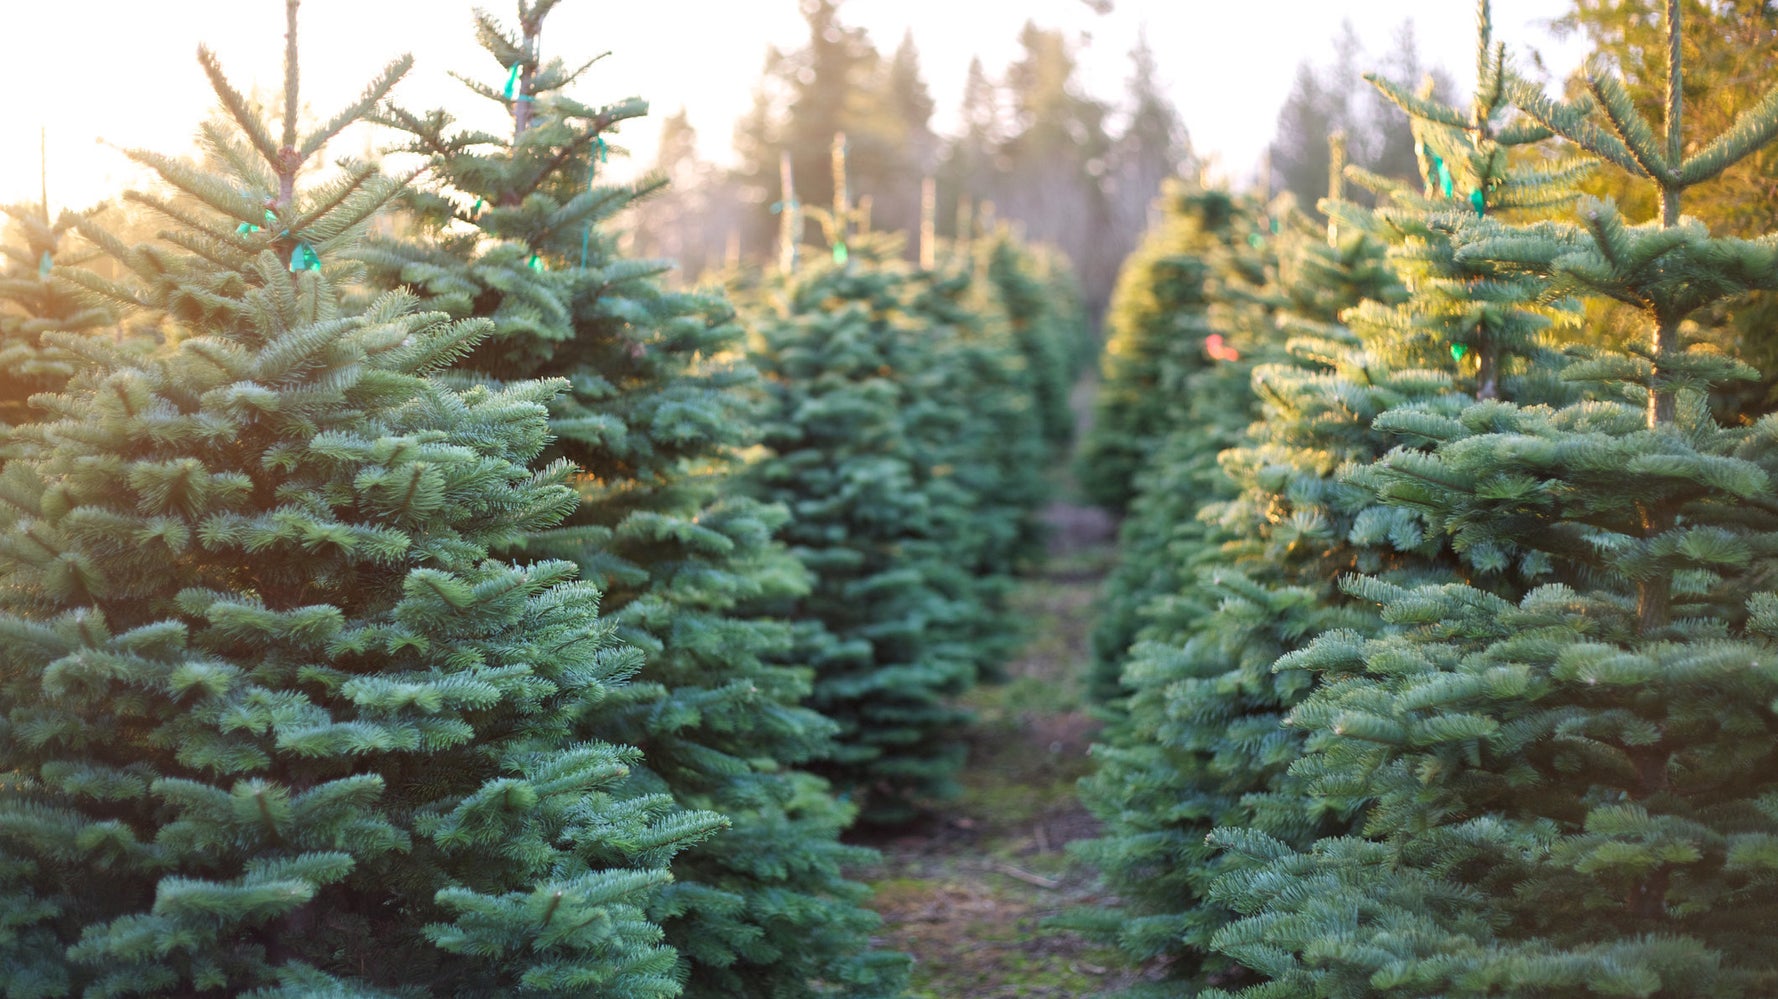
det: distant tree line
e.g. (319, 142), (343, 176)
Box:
(630, 1), (1467, 327)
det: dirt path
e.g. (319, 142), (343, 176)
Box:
(855, 500), (1164, 997)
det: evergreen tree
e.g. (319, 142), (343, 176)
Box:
(0, 6), (722, 995)
(1206, 4), (1778, 994)
(997, 22), (1118, 314)
(355, 4), (907, 995)
(1076, 183), (1223, 514)
(741, 234), (981, 824)
(1555, 0), (1778, 417)
(1073, 11), (1587, 990)
(739, 178), (1050, 820)
(972, 224), (1087, 453)
(1083, 187), (1282, 699)
(0, 206), (113, 436)
(1109, 31), (1191, 253)
(731, 0), (935, 258)
(1268, 22), (1452, 212)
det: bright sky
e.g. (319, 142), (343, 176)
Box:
(1, 1), (1585, 214)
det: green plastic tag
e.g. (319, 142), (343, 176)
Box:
(832, 242), (849, 265)
(289, 242), (321, 272)
(1450, 343), (1467, 360)
(504, 63), (522, 100)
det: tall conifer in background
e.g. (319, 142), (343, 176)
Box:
(1206, 4), (1778, 994)
(0, 6), (723, 994)
(355, 4), (907, 995)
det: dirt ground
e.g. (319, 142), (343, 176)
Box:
(852, 498), (1169, 998)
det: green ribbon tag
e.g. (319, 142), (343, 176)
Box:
(237, 222), (260, 234)
(1450, 343), (1467, 360)
(595, 136), (608, 162)
(504, 63), (522, 100)
(1247, 233), (1264, 249)
(289, 242), (321, 272)
(832, 242), (849, 265)
(38, 251), (51, 277)
(528, 253), (545, 271)
(1436, 157), (1454, 198)
(1469, 189), (1486, 216)
(471, 197), (484, 216)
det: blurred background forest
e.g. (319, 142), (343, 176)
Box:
(626, 0), (1462, 322)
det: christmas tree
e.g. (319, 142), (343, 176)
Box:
(736, 138), (1057, 823)
(0, 205), (114, 437)
(741, 226), (983, 824)
(1075, 182), (1243, 514)
(1073, 12), (1587, 989)
(1206, 3), (1778, 993)
(1083, 185), (1283, 701)
(0, 5), (724, 995)
(353, 4), (907, 994)
(973, 225), (1089, 453)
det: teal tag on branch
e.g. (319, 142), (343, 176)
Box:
(471, 197), (484, 216)
(237, 222), (260, 234)
(1436, 157), (1454, 198)
(38, 251), (51, 276)
(504, 63), (522, 99)
(832, 242), (849, 265)
(1450, 343), (1467, 360)
(1247, 233), (1264, 249)
(595, 136), (608, 162)
(528, 253), (545, 271)
(1469, 189), (1486, 216)
(289, 242), (321, 272)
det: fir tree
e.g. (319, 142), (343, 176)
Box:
(1084, 185), (1282, 700)
(0, 205), (113, 436)
(973, 226), (1086, 453)
(1556, 0), (1778, 418)
(1075, 182), (1242, 514)
(0, 6), (722, 995)
(742, 234), (980, 823)
(1073, 11), (1587, 989)
(354, 4), (908, 995)
(740, 156), (1051, 817)
(1207, 3), (1778, 994)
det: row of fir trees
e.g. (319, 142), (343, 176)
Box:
(0, 1), (1089, 995)
(1074, 0), (1778, 995)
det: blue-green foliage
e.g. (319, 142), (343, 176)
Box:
(0, 45), (727, 999)
(1084, 189), (1287, 701)
(1070, 13), (1592, 989)
(740, 233), (1053, 824)
(353, 5), (908, 995)
(1076, 184), (1249, 514)
(0, 205), (113, 438)
(1202, 7), (1778, 996)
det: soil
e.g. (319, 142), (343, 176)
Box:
(852, 497), (1169, 998)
